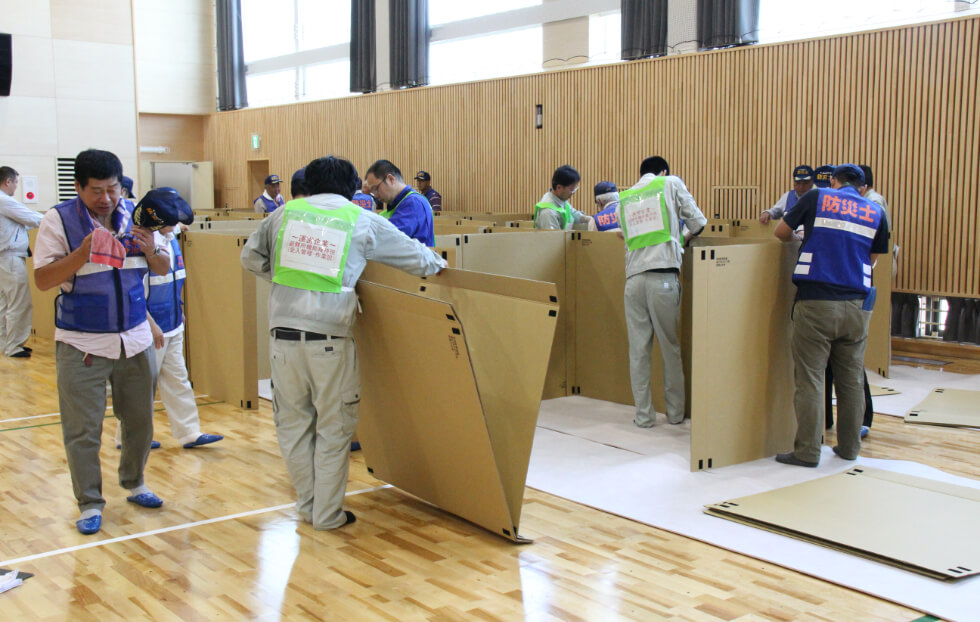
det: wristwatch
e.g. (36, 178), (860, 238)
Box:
(150, 246), (163, 256)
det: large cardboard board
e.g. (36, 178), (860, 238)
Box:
(905, 388), (980, 428)
(27, 229), (58, 340)
(434, 223), (487, 236)
(182, 231), (258, 409)
(688, 240), (796, 470)
(460, 231), (567, 399)
(355, 263), (558, 541)
(705, 467), (980, 581)
(865, 249), (893, 378)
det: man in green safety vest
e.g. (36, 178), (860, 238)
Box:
(617, 156), (707, 428)
(241, 156), (446, 531)
(533, 165), (593, 230)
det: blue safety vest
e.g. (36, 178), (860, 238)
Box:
(54, 199), (148, 333)
(257, 195), (283, 213)
(351, 192), (374, 211)
(793, 187), (882, 293)
(593, 201), (620, 231)
(785, 190), (800, 214)
(146, 236), (185, 333)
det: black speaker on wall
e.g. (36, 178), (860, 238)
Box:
(0, 33), (12, 96)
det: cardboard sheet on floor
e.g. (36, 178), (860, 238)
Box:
(354, 263), (558, 542)
(182, 231), (258, 409)
(705, 466), (980, 581)
(460, 231), (567, 399)
(905, 388), (980, 428)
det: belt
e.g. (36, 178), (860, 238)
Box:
(272, 328), (341, 341)
(647, 267), (680, 274)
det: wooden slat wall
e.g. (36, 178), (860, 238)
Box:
(204, 16), (980, 298)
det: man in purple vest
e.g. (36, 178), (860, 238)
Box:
(253, 174), (285, 213)
(413, 171), (442, 214)
(773, 164), (889, 468)
(760, 165), (813, 224)
(33, 149), (172, 534)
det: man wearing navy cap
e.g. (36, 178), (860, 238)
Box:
(413, 171), (442, 214)
(813, 165), (835, 189)
(290, 169), (308, 200)
(760, 165), (814, 224)
(773, 164), (889, 468)
(120, 176), (135, 199)
(364, 159), (434, 246)
(592, 181), (620, 231)
(254, 174), (285, 214)
(115, 188), (223, 451)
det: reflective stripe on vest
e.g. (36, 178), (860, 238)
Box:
(617, 177), (671, 251)
(534, 201), (572, 229)
(793, 187), (882, 293)
(147, 236), (185, 332)
(54, 198), (148, 333)
(272, 199), (361, 293)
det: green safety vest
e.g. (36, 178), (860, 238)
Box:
(381, 189), (422, 220)
(534, 201), (573, 230)
(272, 198), (361, 293)
(617, 176), (671, 251)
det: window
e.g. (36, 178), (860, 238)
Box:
(241, 0), (353, 107)
(430, 27), (544, 86)
(758, 0), (980, 44)
(588, 11), (621, 64)
(430, 0), (542, 27)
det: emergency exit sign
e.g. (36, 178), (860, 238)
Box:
(251, 134), (261, 150)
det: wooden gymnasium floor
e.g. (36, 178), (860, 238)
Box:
(2, 337), (977, 621)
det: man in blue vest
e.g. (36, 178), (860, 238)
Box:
(33, 149), (172, 534)
(241, 156), (446, 530)
(592, 181), (620, 231)
(253, 174), (285, 214)
(760, 165), (813, 224)
(534, 165), (592, 230)
(618, 156), (707, 428)
(363, 159), (434, 246)
(351, 176), (375, 211)
(774, 164), (890, 467)
(113, 188), (224, 451)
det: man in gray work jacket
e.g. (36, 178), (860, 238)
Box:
(241, 155), (446, 530)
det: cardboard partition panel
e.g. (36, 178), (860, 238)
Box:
(434, 223), (487, 235)
(182, 231), (258, 409)
(355, 263), (558, 541)
(705, 467), (980, 581)
(700, 222), (732, 238)
(27, 229), (58, 340)
(506, 220), (536, 228)
(688, 240), (797, 471)
(432, 246), (459, 268)
(459, 231), (567, 399)
(865, 248), (892, 378)
(567, 231), (688, 413)
(905, 388), (980, 428)
(729, 218), (776, 238)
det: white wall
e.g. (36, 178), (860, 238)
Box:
(132, 0), (215, 114)
(0, 0), (139, 209)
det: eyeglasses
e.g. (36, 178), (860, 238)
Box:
(366, 176), (387, 196)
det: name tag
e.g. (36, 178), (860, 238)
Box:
(279, 220), (347, 277)
(623, 195), (664, 237)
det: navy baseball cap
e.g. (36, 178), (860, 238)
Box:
(265, 174), (282, 185)
(814, 165), (835, 188)
(133, 187), (194, 230)
(593, 181), (617, 198)
(792, 165), (813, 181)
(832, 163), (865, 186)
(291, 169), (305, 185)
(121, 176), (134, 195)
(414, 171), (431, 181)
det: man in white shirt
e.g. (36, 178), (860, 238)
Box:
(33, 149), (171, 535)
(0, 166), (43, 358)
(253, 174), (285, 213)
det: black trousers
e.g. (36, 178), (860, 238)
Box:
(825, 363), (874, 429)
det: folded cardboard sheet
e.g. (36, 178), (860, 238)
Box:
(905, 388), (980, 428)
(705, 466), (980, 581)
(354, 263), (558, 541)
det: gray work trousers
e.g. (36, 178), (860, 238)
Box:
(56, 341), (156, 512)
(270, 333), (360, 530)
(0, 254), (33, 356)
(791, 299), (871, 463)
(625, 270), (685, 426)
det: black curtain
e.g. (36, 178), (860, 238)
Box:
(350, 0), (377, 93)
(697, 0), (760, 50)
(390, 0), (429, 89)
(216, 0), (248, 110)
(621, 0), (669, 60)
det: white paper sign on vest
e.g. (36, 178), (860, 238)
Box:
(623, 195), (665, 237)
(279, 220), (347, 277)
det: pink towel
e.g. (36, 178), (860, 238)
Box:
(90, 227), (126, 269)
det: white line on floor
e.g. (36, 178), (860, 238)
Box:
(0, 395), (212, 424)
(0, 484), (392, 568)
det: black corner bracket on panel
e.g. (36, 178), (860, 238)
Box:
(548, 309), (557, 317)
(446, 314), (455, 321)
(700, 250), (706, 260)
(464, 235), (469, 243)
(451, 327), (461, 335)
(367, 466), (374, 474)
(549, 295), (557, 303)
(711, 250), (715, 260)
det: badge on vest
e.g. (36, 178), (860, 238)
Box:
(623, 193), (665, 236)
(279, 220), (347, 277)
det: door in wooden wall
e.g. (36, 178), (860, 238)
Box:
(246, 159), (269, 212)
